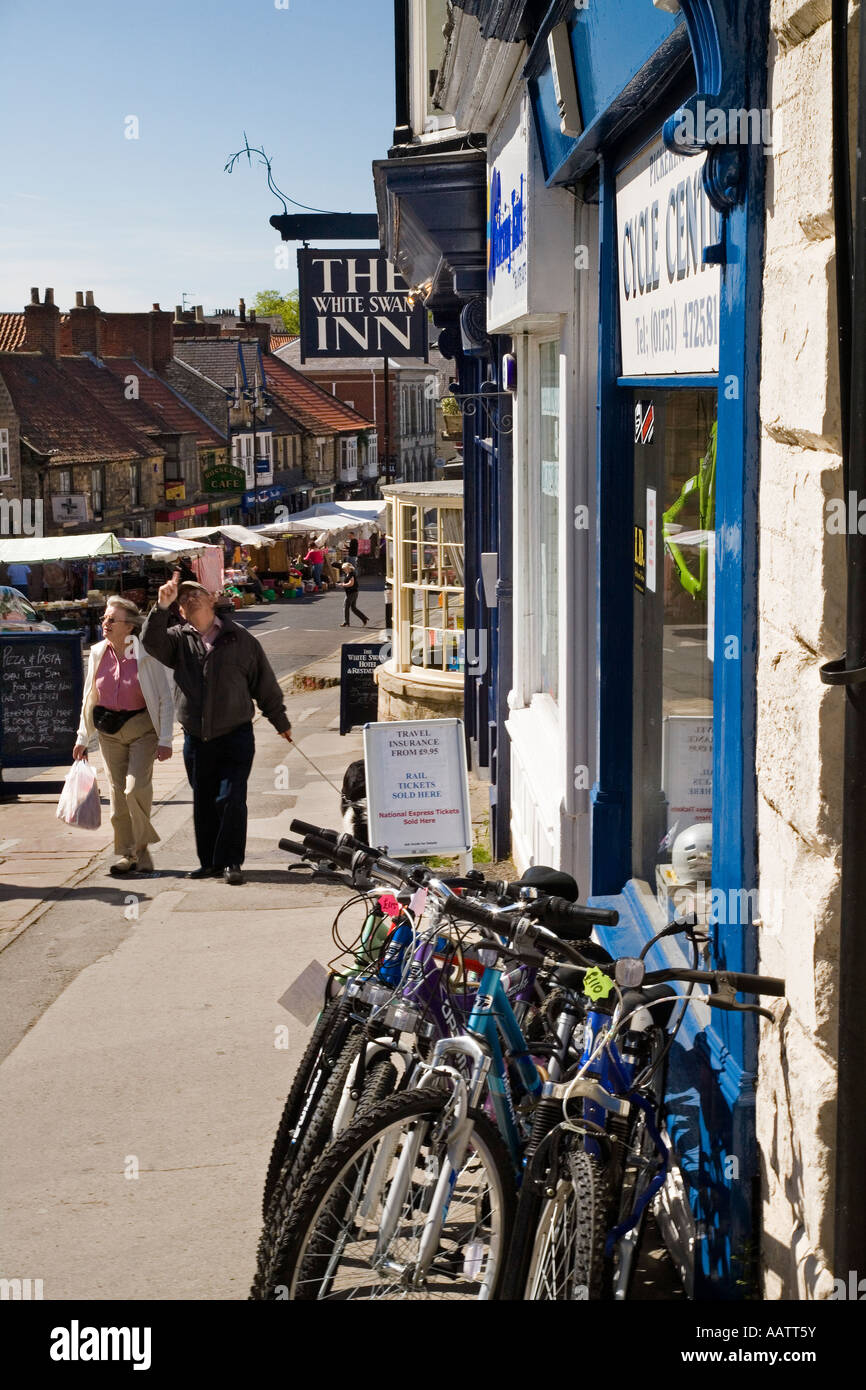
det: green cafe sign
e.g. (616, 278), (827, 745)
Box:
(203, 465), (246, 492)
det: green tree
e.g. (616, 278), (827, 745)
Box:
(253, 289), (300, 335)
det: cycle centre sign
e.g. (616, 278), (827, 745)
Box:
(616, 136), (722, 376)
(363, 718), (473, 859)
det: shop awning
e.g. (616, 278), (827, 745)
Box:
(0, 533), (125, 563)
(254, 500), (386, 542)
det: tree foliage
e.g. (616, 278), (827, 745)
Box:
(253, 289), (300, 335)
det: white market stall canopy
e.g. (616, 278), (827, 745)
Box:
(0, 533), (125, 563)
(119, 535), (211, 560)
(0, 532), (212, 565)
(256, 500), (386, 542)
(171, 524), (276, 548)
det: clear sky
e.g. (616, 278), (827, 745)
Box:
(0, 0), (393, 315)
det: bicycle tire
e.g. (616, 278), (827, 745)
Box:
(264, 1086), (516, 1300)
(261, 997), (349, 1219)
(253, 1024), (366, 1295)
(523, 1146), (610, 1300)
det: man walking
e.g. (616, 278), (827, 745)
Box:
(142, 574), (292, 885)
(337, 561), (368, 628)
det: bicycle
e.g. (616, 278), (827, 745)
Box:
(258, 878), (618, 1299)
(502, 915), (785, 1300)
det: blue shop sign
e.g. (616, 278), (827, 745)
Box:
(242, 486), (285, 509)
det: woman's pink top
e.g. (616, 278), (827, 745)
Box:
(95, 645), (146, 711)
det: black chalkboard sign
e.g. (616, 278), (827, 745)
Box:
(339, 641), (383, 735)
(0, 634), (84, 768)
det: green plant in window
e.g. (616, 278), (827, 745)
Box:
(662, 421), (717, 600)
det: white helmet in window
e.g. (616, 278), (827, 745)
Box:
(671, 822), (712, 883)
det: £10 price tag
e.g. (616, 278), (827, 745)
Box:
(409, 886), (428, 918)
(378, 894), (401, 920)
(583, 966), (615, 1002)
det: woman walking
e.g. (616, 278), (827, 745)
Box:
(73, 597), (175, 876)
(337, 560), (369, 627)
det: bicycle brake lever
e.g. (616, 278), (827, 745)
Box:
(706, 991), (775, 1023)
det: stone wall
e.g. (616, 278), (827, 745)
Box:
(755, 0), (856, 1298)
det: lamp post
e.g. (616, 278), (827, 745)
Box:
(247, 374), (272, 529)
(224, 375), (241, 525)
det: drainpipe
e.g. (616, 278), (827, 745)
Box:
(820, 0), (866, 1287)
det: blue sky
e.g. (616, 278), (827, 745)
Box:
(0, 0), (393, 314)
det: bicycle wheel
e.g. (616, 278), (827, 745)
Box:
(261, 997), (349, 1218)
(524, 1146), (610, 1300)
(253, 1042), (398, 1297)
(264, 1087), (515, 1300)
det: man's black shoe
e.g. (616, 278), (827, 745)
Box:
(187, 866), (218, 879)
(223, 865), (244, 885)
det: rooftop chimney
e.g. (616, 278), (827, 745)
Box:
(194, 305), (204, 322)
(23, 287), (61, 357)
(152, 303), (160, 312)
(69, 289), (102, 357)
(238, 297), (246, 323)
(174, 305), (183, 321)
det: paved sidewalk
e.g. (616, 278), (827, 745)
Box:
(0, 655), (370, 1299)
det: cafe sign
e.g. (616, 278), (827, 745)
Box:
(616, 137), (722, 376)
(202, 465), (245, 492)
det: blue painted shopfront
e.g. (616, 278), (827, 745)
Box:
(529, 0), (768, 1296)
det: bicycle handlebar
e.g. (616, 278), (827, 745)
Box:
(644, 966), (785, 997)
(524, 895), (619, 937)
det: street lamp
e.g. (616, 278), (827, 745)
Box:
(224, 376), (242, 523)
(247, 374), (273, 528)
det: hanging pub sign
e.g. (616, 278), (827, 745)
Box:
(297, 249), (428, 363)
(616, 136), (722, 377)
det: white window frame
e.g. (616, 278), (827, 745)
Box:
(386, 493), (464, 679)
(0, 428), (10, 481)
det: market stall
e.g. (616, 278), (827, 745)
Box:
(0, 532), (217, 641)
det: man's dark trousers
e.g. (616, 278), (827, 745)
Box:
(182, 722), (255, 869)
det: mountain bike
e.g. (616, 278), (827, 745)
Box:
(502, 916), (785, 1300)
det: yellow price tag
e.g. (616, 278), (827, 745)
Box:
(584, 966), (615, 1002)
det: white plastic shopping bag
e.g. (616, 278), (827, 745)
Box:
(56, 759), (102, 830)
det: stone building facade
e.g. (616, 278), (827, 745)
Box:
(754, 0), (856, 1300)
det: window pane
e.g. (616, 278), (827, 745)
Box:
(539, 341), (559, 699)
(632, 388), (717, 891)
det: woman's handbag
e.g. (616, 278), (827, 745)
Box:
(56, 760), (102, 830)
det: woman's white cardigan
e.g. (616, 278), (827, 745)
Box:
(77, 636), (175, 746)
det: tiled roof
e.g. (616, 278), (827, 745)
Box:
(269, 333), (298, 352)
(63, 357), (168, 442)
(100, 357), (225, 446)
(172, 338), (265, 391)
(0, 314), (25, 352)
(261, 353), (376, 435)
(0, 353), (152, 464)
(275, 340), (433, 374)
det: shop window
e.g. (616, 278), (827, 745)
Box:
(129, 462), (141, 508)
(538, 340), (560, 700)
(385, 495), (464, 675)
(631, 388), (717, 892)
(91, 467), (104, 519)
